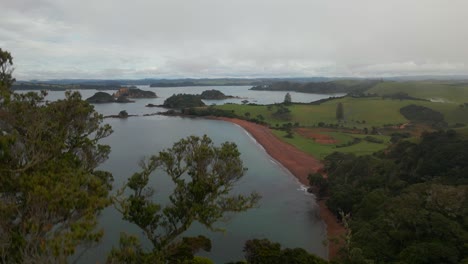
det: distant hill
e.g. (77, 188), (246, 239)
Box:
(12, 82), (119, 91)
(200, 89), (235, 100)
(14, 77), (335, 87)
(251, 80), (381, 94)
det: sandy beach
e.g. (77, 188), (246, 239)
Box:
(216, 117), (344, 260)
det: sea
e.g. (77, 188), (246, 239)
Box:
(21, 86), (342, 263)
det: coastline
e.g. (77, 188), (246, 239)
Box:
(214, 117), (344, 260)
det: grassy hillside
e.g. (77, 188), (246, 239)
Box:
(216, 97), (468, 128)
(368, 81), (468, 103)
(272, 129), (390, 158)
(214, 92), (468, 158)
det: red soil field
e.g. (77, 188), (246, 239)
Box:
(296, 128), (338, 144)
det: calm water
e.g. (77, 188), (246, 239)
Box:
(21, 87), (330, 263)
(33, 85), (343, 117)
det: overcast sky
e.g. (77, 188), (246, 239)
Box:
(1, 0), (467, 80)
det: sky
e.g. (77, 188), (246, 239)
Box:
(1, 0), (467, 80)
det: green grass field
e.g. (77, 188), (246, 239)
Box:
(271, 130), (390, 159)
(215, 81), (468, 158)
(217, 97), (468, 128)
(368, 81), (468, 104)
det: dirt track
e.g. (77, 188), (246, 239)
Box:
(216, 117), (345, 260)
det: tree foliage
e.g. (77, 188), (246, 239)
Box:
(272, 104), (291, 120)
(320, 131), (468, 263)
(0, 48), (15, 92)
(0, 49), (113, 263)
(336, 102), (344, 121)
(109, 135), (260, 263)
(163, 94), (205, 108)
(283, 92), (292, 105)
(241, 239), (327, 264)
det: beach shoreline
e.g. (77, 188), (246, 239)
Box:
(214, 117), (344, 260)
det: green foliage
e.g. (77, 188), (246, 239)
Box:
(400, 104), (447, 128)
(110, 135), (260, 263)
(336, 102), (344, 120)
(308, 173), (328, 198)
(272, 104), (291, 120)
(1, 79), (113, 262)
(189, 256), (214, 264)
(200, 89), (228, 99)
(86, 92), (133, 103)
(163, 93), (206, 108)
(182, 106), (237, 118)
(1, 50), (113, 263)
(242, 239), (327, 264)
(119, 87), (157, 98)
(118, 110), (129, 118)
(0, 48), (15, 92)
(283, 92), (292, 105)
(322, 131), (468, 263)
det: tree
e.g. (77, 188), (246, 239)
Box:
(0, 49), (113, 263)
(109, 135), (260, 263)
(308, 173), (328, 198)
(336, 102), (344, 121)
(118, 110), (129, 118)
(0, 48), (15, 92)
(242, 239), (327, 264)
(283, 93), (292, 105)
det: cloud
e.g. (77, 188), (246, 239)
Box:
(1, 0), (468, 80)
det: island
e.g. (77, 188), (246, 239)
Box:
(85, 92), (133, 103)
(200, 89), (236, 100)
(113, 87), (157, 98)
(162, 94), (205, 108)
(86, 87), (156, 103)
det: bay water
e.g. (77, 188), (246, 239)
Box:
(22, 86), (332, 263)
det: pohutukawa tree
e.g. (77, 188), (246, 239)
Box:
(0, 48), (113, 263)
(108, 135), (260, 263)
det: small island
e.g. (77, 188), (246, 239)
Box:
(200, 89), (236, 100)
(113, 87), (157, 98)
(86, 92), (133, 103)
(163, 94), (205, 108)
(86, 87), (156, 103)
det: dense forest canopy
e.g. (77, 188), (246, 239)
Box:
(313, 130), (468, 263)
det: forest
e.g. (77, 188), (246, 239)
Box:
(310, 130), (468, 263)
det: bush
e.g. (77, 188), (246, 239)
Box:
(364, 136), (384, 144)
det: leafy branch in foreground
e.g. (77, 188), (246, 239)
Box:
(0, 48), (114, 263)
(109, 135), (260, 263)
